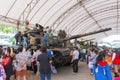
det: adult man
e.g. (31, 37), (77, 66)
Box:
(14, 31), (22, 45)
(37, 47), (51, 80)
(43, 31), (49, 46)
(80, 48), (87, 61)
(71, 46), (80, 74)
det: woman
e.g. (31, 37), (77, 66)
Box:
(25, 46), (32, 79)
(93, 53), (112, 80)
(2, 47), (14, 80)
(15, 46), (27, 80)
(112, 50), (120, 77)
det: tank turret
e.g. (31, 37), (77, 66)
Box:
(48, 28), (112, 47)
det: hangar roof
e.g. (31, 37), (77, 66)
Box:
(0, 0), (119, 41)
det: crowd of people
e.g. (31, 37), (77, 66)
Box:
(78, 47), (120, 80)
(0, 44), (120, 80)
(0, 45), (53, 80)
(14, 30), (49, 47)
(0, 25), (69, 80)
(14, 25), (68, 48)
(0, 25), (120, 80)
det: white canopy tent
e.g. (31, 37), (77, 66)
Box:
(0, 0), (120, 41)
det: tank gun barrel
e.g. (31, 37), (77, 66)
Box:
(65, 28), (112, 40)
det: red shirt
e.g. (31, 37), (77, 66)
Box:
(112, 53), (120, 64)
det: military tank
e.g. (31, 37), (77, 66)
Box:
(49, 28), (112, 47)
(26, 24), (44, 46)
(26, 27), (112, 68)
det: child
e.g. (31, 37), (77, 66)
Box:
(93, 53), (112, 80)
(105, 54), (112, 65)
(88, 49), (98, 75)
(114, 68), (120, 80)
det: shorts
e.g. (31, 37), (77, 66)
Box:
(16, 70), (26, 76)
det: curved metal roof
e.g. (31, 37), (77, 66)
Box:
(0, 0), (120, 41)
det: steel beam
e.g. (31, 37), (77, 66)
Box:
(116, 0), (119, 34)
(51, 0), (93, 30)
(0, 15), (34, 27)
(88, 15), (120, 29)
(0, 15), (20, 25)
(62, 5), (120, 35)
(44, 0), (72, 26)
(69, 14), (120, 34)
(72, 15), (120, 35)
(78, 0), (108, 36)
(30, 0), (48, 21)
(51, 3), (80, 30)
(19, 0), (40, 21)
(5, 0), (18, 17)
(51, 0), (113, 33)
(57, 2), (119, 31)
(38, 0), (60, 23)
(0, 0), (39, 27)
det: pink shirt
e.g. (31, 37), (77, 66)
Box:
(114, 77), (120, 80)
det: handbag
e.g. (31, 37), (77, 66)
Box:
(51, 65), (57, 74)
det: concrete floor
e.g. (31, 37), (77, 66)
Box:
(28, 61), (94, 80)
(51, 61), (94, 80)
(12, 61), (114, 80)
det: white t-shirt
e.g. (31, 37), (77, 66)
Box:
(73, 50), (79, 60)
(33, 51), (42, 60)
(25, 50), (32, 66)
(112, 52), (116, 61)
(15, 53), (27, 71)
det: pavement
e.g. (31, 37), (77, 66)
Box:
(51, 61), (94, 80)
(27, 61), (94, 80)
(11, 61), (114, 80)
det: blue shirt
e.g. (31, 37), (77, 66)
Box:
(93, 64), (112, 80)
(81, 49), (86, 54)
(44, 33), (49, 40)
(46, 50), (52, 60)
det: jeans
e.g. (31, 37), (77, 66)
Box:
(40, 73), (51, 80)
(44, 40), (49, 46)
(81, 53), (86, 61)
(73, 59), (79, 73)
(23, 41), (27, 46)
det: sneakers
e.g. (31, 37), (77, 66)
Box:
(90, 72), (93, 75)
